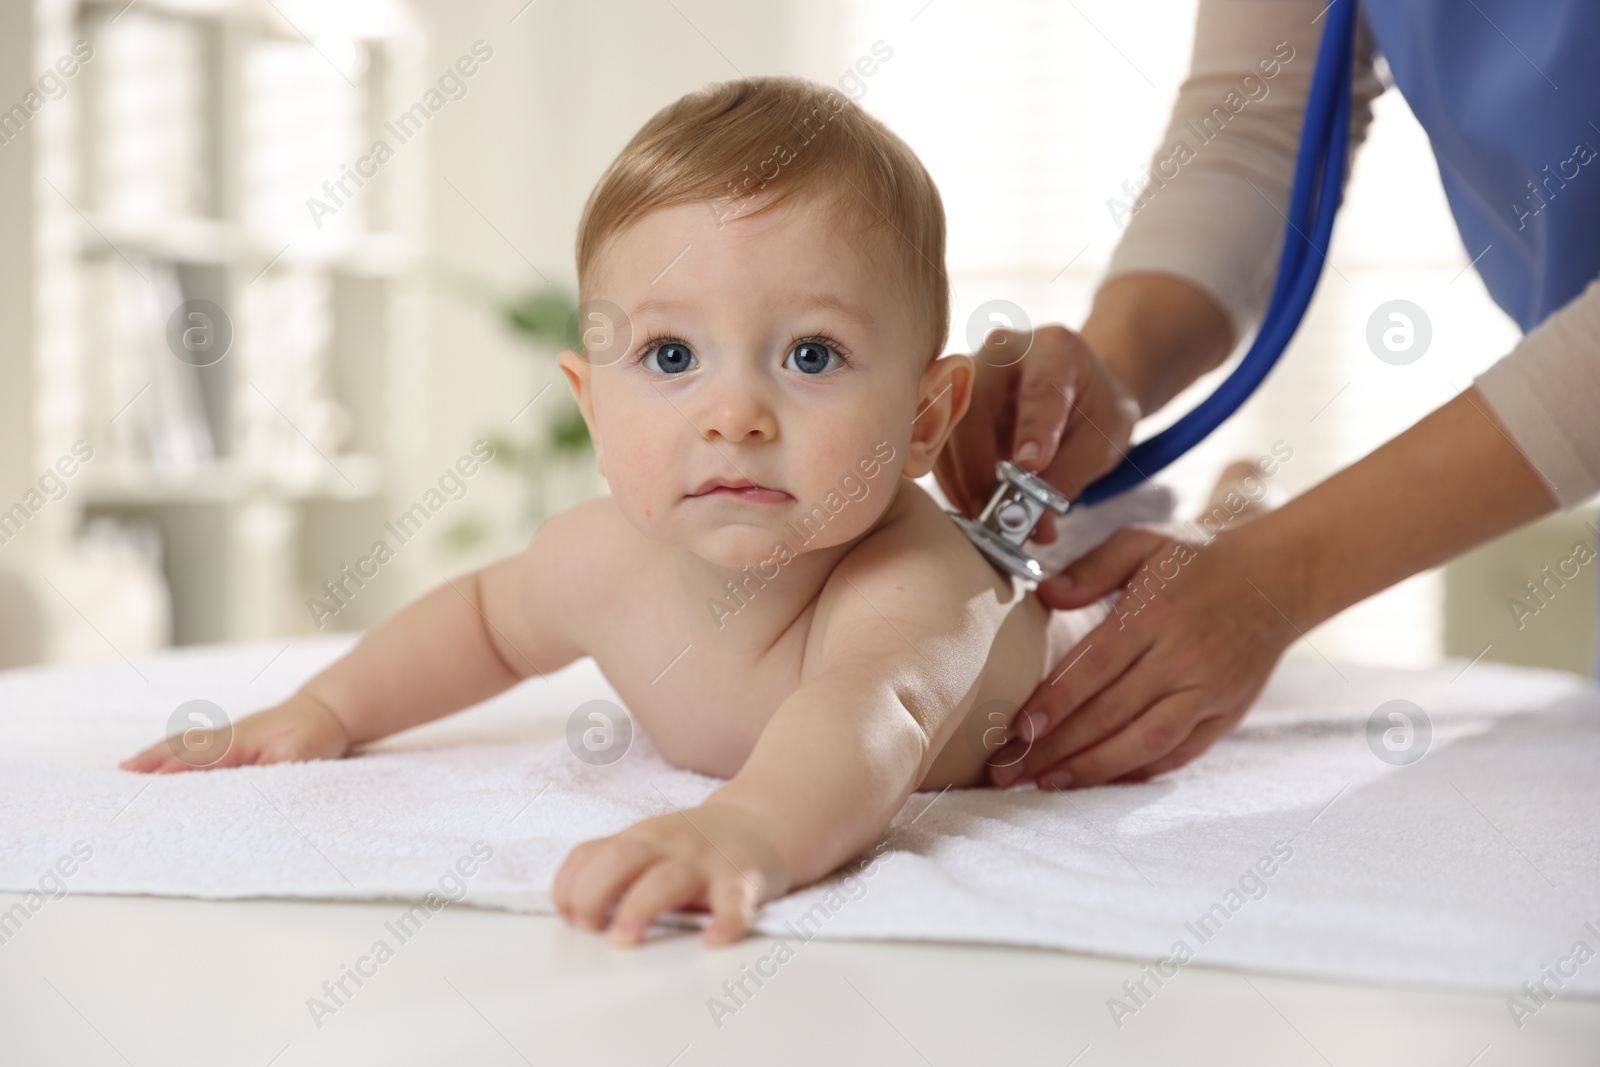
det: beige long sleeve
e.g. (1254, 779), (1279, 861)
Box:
(1474, 281), (1600, 507)
(1103, 0), (1384, 332)
(1104, 0), (1600, 508)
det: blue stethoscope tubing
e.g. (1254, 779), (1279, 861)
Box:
(1076, 0), (1359, 506)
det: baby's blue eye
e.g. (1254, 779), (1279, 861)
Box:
(785, 340), (841, 375)
(645, 342), (696, 375)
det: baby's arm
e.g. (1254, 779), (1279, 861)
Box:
(553, 531), (1011, 943)
(121, 507), (591, 773)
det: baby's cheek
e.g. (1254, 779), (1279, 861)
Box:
(602, 446), (671, 513)
(610, 475), (675, 540)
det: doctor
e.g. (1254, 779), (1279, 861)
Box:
(937, 0), (1600, 790)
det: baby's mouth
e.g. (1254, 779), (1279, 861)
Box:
(687, 478), (792, 506)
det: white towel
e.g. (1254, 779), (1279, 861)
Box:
(3, 621), (1598, 997)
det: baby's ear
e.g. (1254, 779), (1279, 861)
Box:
(556, 349), (604, 476)
(904, 353), (974, 478)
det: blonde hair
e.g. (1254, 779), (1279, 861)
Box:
(576, 76), (949, 361)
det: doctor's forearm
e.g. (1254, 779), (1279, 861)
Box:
(1081, 272), (1237, 416)
(1234, 386), (1560, 632)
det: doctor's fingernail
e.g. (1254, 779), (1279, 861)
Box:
(1022, 708), (1049, 740)
(991, 761), (1025, 788)
(1016, 440), (1042, 465)
(1039, 769), (1075, 790)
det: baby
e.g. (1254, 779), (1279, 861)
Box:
(122, 76), (1090, 945)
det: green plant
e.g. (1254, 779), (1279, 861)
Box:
(438, 270), (595, 548)
(497, 286), (592, 455)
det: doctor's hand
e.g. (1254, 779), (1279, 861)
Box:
(934, 324), (1140, 543)
(988, 525), (1298, 789)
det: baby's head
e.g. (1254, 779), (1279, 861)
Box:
(559, 76), (973, 569)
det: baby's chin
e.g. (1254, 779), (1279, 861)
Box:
(615, 490), (891, 568)
(628, 512), (826, 570)
(672, 522), (804, 570)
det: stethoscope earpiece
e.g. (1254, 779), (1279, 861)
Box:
(948, 460), (1071, 582)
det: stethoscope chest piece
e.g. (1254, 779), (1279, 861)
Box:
(948, 459), (1072, 582)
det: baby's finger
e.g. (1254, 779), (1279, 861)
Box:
(118, 744), (170, 773)
(153, 755), (198, 775)
(551, 840), (602, 922)
(153, 748), (219, 774)
(567, 840), (660, 932)
(200, 738), (262, 771)
(703, 874), (757, 946)
(608, 860), (703, 946)
(149, 733), (244, 774)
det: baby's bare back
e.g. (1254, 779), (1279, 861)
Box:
(549, 482), (1077, 787)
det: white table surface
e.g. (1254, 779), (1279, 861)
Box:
(3, 889), (1597, 1066)
(6, 640), (1599, 1063)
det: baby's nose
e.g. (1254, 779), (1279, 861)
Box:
(697, 378), (777, 443)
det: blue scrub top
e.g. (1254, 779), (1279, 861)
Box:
(1360, 1), (1600, 675)
(1361, 0), (1600, 332)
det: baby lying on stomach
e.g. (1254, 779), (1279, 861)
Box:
(123, 75), (1090, 945)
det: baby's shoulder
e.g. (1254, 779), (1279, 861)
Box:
(515, 496), (654, 608)
(530, 494), (626, 543)
(836, 480), (1011, 580)
(813, 481), (1022, 639)
(525, 495), (639, 575)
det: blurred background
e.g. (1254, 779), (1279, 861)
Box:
(0, 0), (1592, 675)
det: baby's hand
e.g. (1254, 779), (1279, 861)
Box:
(552, 802), (792, 947)
(119, 694), (351, 774)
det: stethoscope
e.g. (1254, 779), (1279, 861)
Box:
(954, 0), (1359, 580)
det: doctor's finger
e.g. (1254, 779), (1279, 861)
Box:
(1037, 527), (1169, 611)
(1115, 713), (1237, 783)
(935, 357), (1013, 516)
(1034, 419), (1125, 525)
(1019, 647), (1170, 784)
(988, 623), (1147, 783)
(1048, 691), (1206, 789)
(935, 407), (997, 518)
(1010, 326), (1085, 472)
(1031, 619), (1151, 728)
(1017, 643), (1184, 783)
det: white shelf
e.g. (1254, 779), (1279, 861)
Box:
(79, 0), (419, 42)
(77, 214), (237, 265)
(75, 215), (419, 275)
(79, 0), (239, 17)
(82, 454), (384, 505)
(3, 0), (430, 655)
